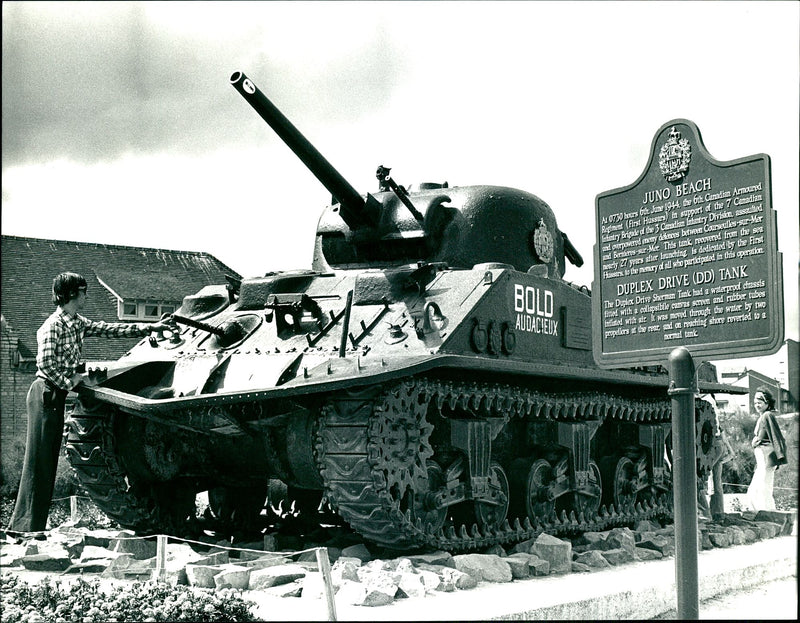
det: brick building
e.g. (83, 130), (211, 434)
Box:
(0, 235), (240, 446)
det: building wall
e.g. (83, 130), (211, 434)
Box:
(0, 325), (36, 446)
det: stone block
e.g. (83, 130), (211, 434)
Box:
(527, 556), (550, 576)
(753, 510), (790, 533)
(749, 524), (768, 540)
(213, 565), (251, 589)
(47, 533), (85, 559)
(186, 564), (220, 588)
(360, 570), (398, 606)
(0, 543), (27, 567)
(264, 579), (303, 598)
(413, 563), (455, 591)
(240, 555), (292, 570)
(727, 526), (745, 545)
(571, 561), (591, 573)
(599, 547), (635, 566)
(112, 533), (156, 560)
(406, 551), (454, 568)
(78, 545), (122, 562)
(158, 567), (189, 586)
(81, 529), (118, 548)
(483, 544), (507, 557)
(440, 566), (477, 590)
(761, 522), (781, 538)
(708, 530), (731, 548)
(331, 557), (362, 583)
(509, 538), (536, 555)
(505, 556), (530, 579)
(606, 527), (636, 554)
(249, 564), (307, 589)
(262, 534), (278, 552)
(341, 543), (373, 562)
(296, 550), (317, 563)
(573, 531), (608, 548)
(634, 519), (658, 533)
(166, 542), (204, 568)
(532, 533), (571, 574)
(102, 555), (153, 581)
(397, 570), (426, 599)
(452, 553), (512, 583)
(195, 550), (230, 566)
(637, 534), (674, 556)
(21, 548), (72, 572)
(635, 546), (663, 561)
(574, 550), (611, 568)
(417, 569), (443, 592)
(395, 558), (415, 575)
(336, 580), (368, 605)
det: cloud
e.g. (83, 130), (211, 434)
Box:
(1, 2), (406, 170)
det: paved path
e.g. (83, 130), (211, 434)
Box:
(654, 577), (797, 620)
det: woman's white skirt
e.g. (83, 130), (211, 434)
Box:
(747, 444), (776, 511)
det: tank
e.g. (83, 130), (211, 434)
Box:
(64, 71), (742, 551)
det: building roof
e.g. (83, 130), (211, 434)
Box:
(1, 235), (240, 360)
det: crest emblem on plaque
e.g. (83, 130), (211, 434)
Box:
(532, 218), (554, 263)
(659, 126), (691, 182)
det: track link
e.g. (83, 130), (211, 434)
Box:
(64, 398), (193, 535)
(317, 378), (675, 552)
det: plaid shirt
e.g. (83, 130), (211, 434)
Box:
(36, 308), (150, 390)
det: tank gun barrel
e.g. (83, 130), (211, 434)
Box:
(230, 71), (378, 229)
(169, 313), (225, 337)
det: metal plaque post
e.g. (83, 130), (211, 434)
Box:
(668, 346), (699, 619)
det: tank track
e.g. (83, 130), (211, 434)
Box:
(316, 378), (676, 552)
(64, 399), (195, 535)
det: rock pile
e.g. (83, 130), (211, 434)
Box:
(1, 510), (794, 608)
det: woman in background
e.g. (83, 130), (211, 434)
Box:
(746, 386), (787, 511)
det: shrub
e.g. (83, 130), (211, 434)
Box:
(0, 575), (258, 622)
(0, 431), (78, 500)
(0, 434), (26, 498)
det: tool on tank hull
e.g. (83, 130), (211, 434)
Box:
(65, 71), (742, 550)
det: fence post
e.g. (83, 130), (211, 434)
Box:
(155, 535), (168, 583)
(70, 496), (79, 523)
(669, 347), (699, 620)
(316, 547), (337, 621)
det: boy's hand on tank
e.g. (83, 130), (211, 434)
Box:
(148, 321), (173, 333)
(70, 372), (87, 389)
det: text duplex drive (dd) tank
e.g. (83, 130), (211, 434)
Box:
(65, 71), (741, 551)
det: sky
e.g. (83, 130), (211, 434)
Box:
(2, 1), (798, 378)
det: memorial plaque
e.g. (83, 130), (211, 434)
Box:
(593, 119), (783, 367)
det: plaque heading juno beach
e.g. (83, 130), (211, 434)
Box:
(593, 119), (783, 368)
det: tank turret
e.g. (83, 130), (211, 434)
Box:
(230, 71), (583, 277)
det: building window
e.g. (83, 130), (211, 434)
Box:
(119, 300), (179, 321)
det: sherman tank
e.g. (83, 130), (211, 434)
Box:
(64, 71), (741, 552)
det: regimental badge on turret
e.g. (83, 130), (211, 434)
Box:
(658, 126), (691, 182)
(532, 218), (554, 263)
